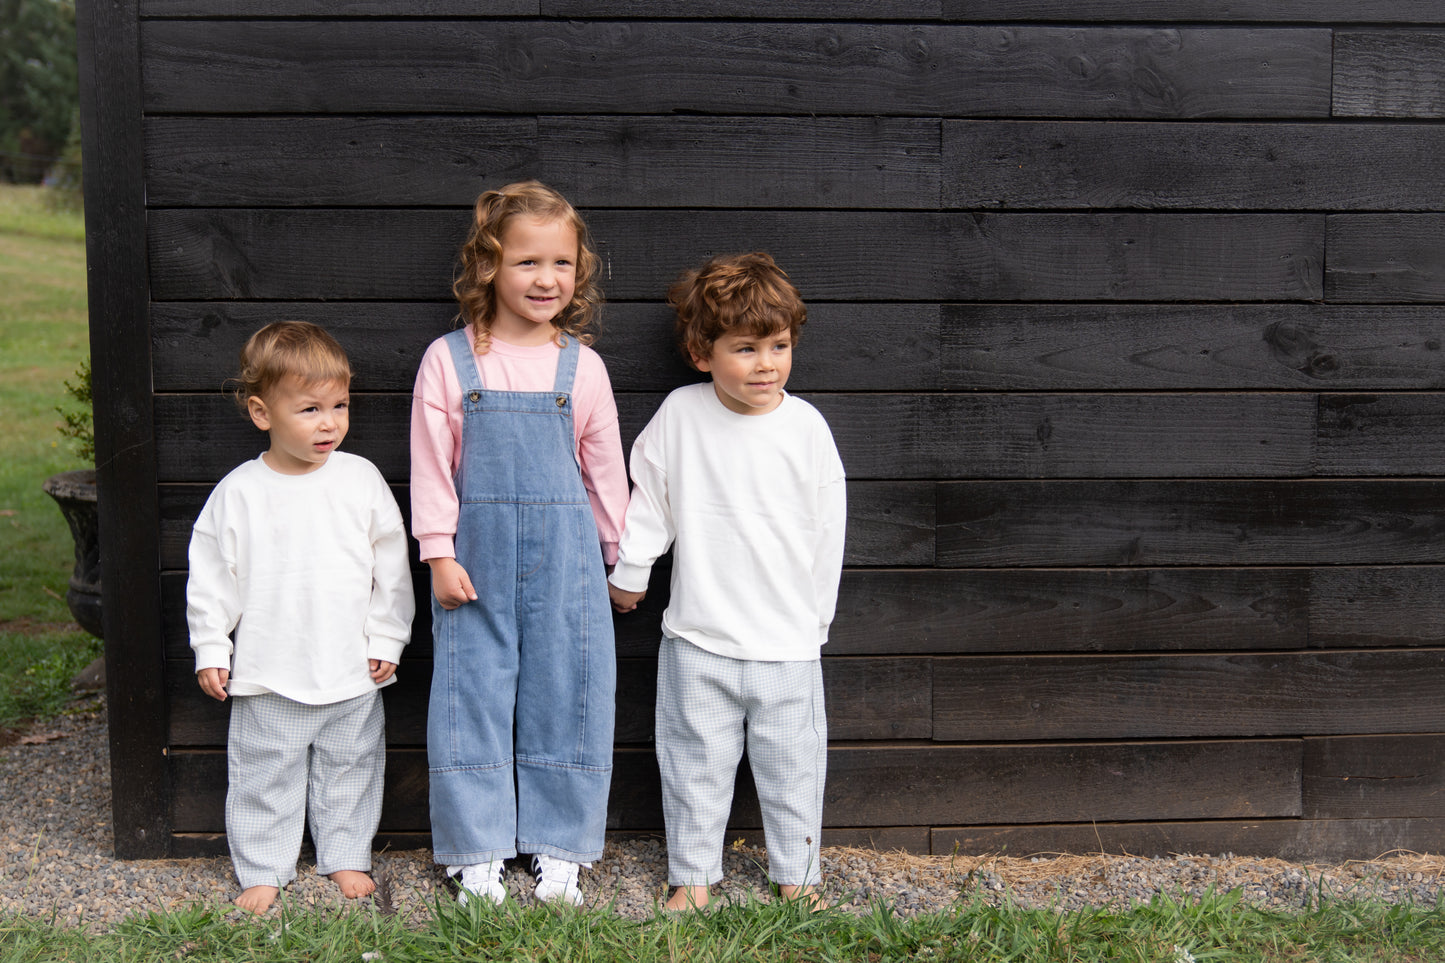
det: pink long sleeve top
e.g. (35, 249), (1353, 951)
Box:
(410, 327), (629, 565)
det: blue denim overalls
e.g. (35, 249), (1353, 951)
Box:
(428, 329), (615, 865)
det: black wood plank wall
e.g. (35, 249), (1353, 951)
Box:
(78, 0), (1445, 859)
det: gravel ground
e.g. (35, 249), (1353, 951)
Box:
(4, 696), (1445, 932)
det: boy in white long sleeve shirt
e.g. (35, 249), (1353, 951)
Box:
(187, 322), (414, 914)
(608, 253), (845, 911)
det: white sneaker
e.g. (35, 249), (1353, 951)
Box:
(457, 859), (506, 905)
(532, 854), (583, 906)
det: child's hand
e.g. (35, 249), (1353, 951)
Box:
(429, 557), (477, 609)
(369, 659), (397, 684)
(608, 583), (645, 614)
(197, 667), (230, 702)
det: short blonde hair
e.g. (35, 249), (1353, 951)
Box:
(669, 252), (807, 370)
(233, 321), (351, 411)
(453, 180), (602, 353)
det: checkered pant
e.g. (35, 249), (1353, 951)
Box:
(656, 636), (827, 887)
(226, 690), (385, 890)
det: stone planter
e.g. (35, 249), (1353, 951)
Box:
(42, 468), (102, 638)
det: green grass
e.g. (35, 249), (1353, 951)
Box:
(0, 182), (99, 727)
(2, 889), (1444, 961)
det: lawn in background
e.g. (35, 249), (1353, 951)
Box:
(0, 183), (101, 727)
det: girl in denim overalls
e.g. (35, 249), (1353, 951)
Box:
(410, 182), (628, 906)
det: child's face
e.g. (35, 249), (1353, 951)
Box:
(247, 376), (350, 475)
(692, 328), (793, 416)
(489, 215), (579, 345)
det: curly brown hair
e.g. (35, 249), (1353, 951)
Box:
(668, 252), (807, 370)
(232, 321), (351, 413)
(453, 180), (602, 353)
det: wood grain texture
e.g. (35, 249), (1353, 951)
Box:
(139, 22), (1329, 118)
(146, 210), (1323, 303)
(1304, 735), (1445, 819)
(935, 819), (1445, 862)
(1316, 394), (1445, 475)
(947, 121), (1445, 211)
(831, 568), (1308, 655)
(1310, 567), (1445, 648)
(144, 116), (938, 209)
(821, 741), (1300, 825)
(77, 0), (171, 860)
(933, 651), (1445, 741)
(944, 304), (1445, 390)
(938, 480), (1445, 567)
(1327, 215), (1445, 302)
(812, 393), (1316, 479)
(148, 301), (942, 393)
(1334, 31), (1445, 118)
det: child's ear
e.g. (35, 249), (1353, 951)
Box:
(690, 351), (712, 372)
(247, 396), (272, 432)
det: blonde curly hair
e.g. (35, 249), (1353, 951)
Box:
(453, 180), (602, 353)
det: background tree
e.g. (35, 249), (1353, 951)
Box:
(0, 0), (78, 183)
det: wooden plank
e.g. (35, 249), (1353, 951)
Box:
(1335, 31), (1445, 118)
(818, 742), (1301, 826)
(1304, 736), (1445, 819)
(933, 651), (1445, 741)
(831, 568), (1309, 655)
(941, 1), (1445, 23)
(938, 480), (1445, 567)
(154, 391), (1321, 482)
(811, 393), (1316, 479)
(947, 121), (1445, 211)
(943, 304), (1445, 391)
(1310, 567), (1445, 648)
(149, 302), (942, 393)
(171, 740), (1301, 834)
(1316, 394), (1445, 475)
(1327, 215), (1445, 302)
(147, 209), (1325, 302)
(139, 22), (1330, 118)
(935, 819), (1445, 862)
(76, 0), (171, 860)
(144, 117), (539, 207)
(145, 117), (939, 209)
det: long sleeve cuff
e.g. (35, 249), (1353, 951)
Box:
(367, 636), (407, 665)
(192, 642), (232, 673)
(608, 560), (653, 593)
(417, 534), (455, 561)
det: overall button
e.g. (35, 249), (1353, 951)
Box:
(555, 395), (568, 407)
(468, 390), (481, 402)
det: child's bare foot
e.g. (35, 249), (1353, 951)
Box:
(664, 885), (711, 911)
(235, 885), (279, 914)
(777, 883), (827, 911)
(329, 870), (376, 899)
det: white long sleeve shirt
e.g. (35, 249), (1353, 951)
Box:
(609, 383), (846, 662)
(187, 451), (415, 704)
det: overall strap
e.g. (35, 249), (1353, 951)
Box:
(552, 337), (580, 393)
(442, 328), (484, 389)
